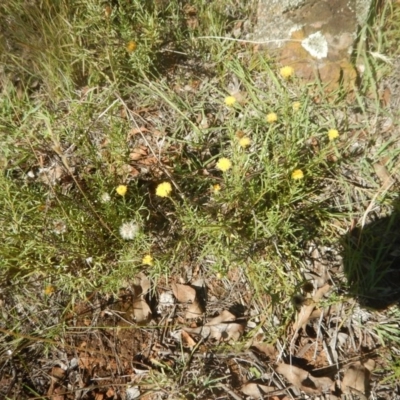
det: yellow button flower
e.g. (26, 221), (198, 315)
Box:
(44, 285), (55, 296)
(216, 157), (232, 172)
(126, 41), (137, 53)
(224, 96), (236, 106)
(266, 112), (278, 123)
(116, 185), (128, 196)
(292, 101), (301, 111)
(213, 183), (221, 193)
(156, 182), (172, 197)
(328, 129), (339, 141)
(142, 254), (154, 266)
(291, 169), (304, 180)
(238, 136), (251, 148)
(280, 66), (294, 79)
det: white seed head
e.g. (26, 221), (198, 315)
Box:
(119, 221), (140, 240)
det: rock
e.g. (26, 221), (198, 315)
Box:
(253, 0), (372, 90)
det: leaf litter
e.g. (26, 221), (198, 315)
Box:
(3, 260), (385, 400)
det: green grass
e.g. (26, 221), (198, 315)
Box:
(1, 0), (400, 397)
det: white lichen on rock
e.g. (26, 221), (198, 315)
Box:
(301, 31), (328, 59)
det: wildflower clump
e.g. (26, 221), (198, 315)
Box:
(280, 66), (294, 79)
(291, 169), (304, 180)
(216, 157), (232, 172)
(126, 41), (137, 53)
(238, 136), (251, 148)
(142, 254), (154, 266)
(224, 96), (236, 106)
(328, 129), (339, 141)
(119, 221), (140, 240)
(116, 185), (127, 196)
(266, 112), (278, 124)
(156, 182), (172, 198)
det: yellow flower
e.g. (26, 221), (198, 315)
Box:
(44, 285), (55, 296)
(126, 41), (137, 53)
(142, 254), (153, 266)
(156, 182), (172, 197)
(216, 157), (232, 172)
(291, 169), (304, 180)
(116, 185), (128, 196)
(328, 129), (339, 141)
(224, 96), (236, 106)
(280, 66), (294, 79)
(292, 101), (301, 111)
(213, 183), (221, 193)
(238, 136), (251, 148)
(266, 112), (278, 123)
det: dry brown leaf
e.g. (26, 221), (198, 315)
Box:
(117, 163), (139, 177)
(183, 325), (211, 339)
(205, 310), (236, 325)
(185, 300), (205, 319)
(171, 283), (196, 303)
(181, 329), (197, 348)
(78, 356), (91, 369)
(38, 164), (64, 186)
(293, 284), (330, 331)
(127, 126), (150, 138)
(276, 363), (333, 395)
(252, 343), (276, 359)
(183, 318), (244, 341)
(49, 386), (65, 400)
(132, 298), (151, 323)
(129, 146), (148, 160)
(50, 367), (65, 379)
(341, 360), (374, 397)
(133, 273), (150, 296)
(129, 152), (144, 161)
(241, 382), (276, 398)
(204, 310), (244, 341)
(209, 322), (244, 341)
(139, 156), (158, 165)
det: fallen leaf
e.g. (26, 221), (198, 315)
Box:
(183, 311), (244, 341)
(341, 360), (375, 397)
(50, 367), (65, 379)
(132, 298), (151, 323)
(293, 284), (330, 332)
(241, 382), (276, 398)
(209, 322), (244, 341)
(185, 300), (205, 319)
(139, 156), (158, 165)
(276, 363), (333, 395)
(127, 126), (150, 138)
(252, 343), (276, 359)
(205, 310), (236, 325)
(171, 283), (196, 303)
(180, 329), (197, 348)
(133, 273), (151, 296)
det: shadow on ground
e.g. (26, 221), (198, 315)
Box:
(342, 200), (400, 309)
